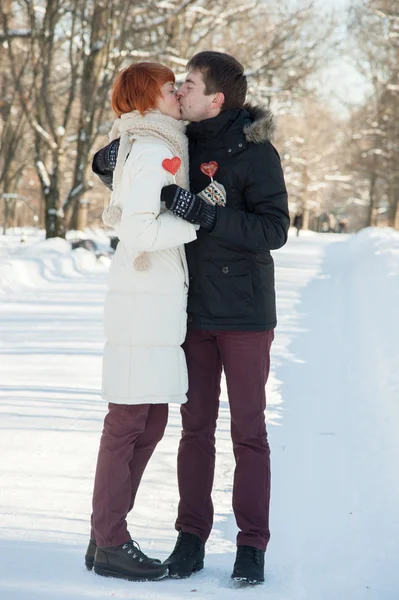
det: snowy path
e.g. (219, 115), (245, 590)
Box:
(0, 231), (398, 599)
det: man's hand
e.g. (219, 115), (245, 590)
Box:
(92, 139), (120, 190)
(198, 181), (226, 206)
(92, 139), (120, 175)
(161, 184), (217, 231)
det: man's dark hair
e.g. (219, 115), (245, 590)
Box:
(187, 51), (247, 110)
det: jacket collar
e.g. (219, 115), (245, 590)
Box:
(186, 108), (245, 140)
(186, 104), (276, 154)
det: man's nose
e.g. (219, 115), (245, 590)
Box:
(177, 89), (184, 99)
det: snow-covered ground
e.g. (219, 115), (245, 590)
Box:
(0, 227), (398, 599)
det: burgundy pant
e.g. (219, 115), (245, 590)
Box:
(176, 329), (274, 551)
(91, 402), (168, 548)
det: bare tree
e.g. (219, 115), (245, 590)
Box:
(1, 0), (340, 234)
(220, 1), (336, 111)
(0, 0), (32, 232)
(1, 0), (182, 237)
(347, 0), (399, 228)
(278, 98), (345, 230)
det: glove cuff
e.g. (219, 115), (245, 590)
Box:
(200, 203), (217, 231)
(160, 184), (179, 208)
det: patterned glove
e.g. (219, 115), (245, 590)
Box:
(198, 181), (226, 206)
(161, 184), (217, 231)
(92, 139), (120, 175)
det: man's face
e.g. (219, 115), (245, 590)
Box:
(177, 70), (221, 122)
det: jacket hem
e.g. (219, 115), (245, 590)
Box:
(187, 319), (276, 332)
(101, 393), (188, 405)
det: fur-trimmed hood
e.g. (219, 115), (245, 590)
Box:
(243, 104), (276, 143)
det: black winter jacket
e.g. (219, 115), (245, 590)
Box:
(92, 105), (289, 331)
(185, 105), (289, 331)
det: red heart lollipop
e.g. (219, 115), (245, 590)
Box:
(162, 157), (181, 176)
(200, 161), (219, 178)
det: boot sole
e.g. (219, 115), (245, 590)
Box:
(94, 564), (168, 582)
(232, 576), (264, 585)
(168, 560), (204, 579)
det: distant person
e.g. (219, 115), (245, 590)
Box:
(293, 212), (303, 237)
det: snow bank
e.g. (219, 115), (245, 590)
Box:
(270, 227), (399, 600)
(349, 227), (399, 276)
(345, 228), (399, 323)
(0, 236), (110, 294)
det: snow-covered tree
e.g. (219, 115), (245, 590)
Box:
(0, 0), (341, 235)
(278, 99), (347, 230)
(347, 0), (399, 227)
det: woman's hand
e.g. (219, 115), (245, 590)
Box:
(161, 185), (218, 231)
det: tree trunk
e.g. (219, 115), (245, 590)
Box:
(2, 198), (11, 234)
(301, 167), (310, 230)
(387, 182), (399, 229)
(63, 3), (110, 231)
(393, 193), (399, 230)
(44, 175), (65, 239)
(45, 193), (65, 239)
(67, 185), (84, 231)
(76, 198), (89, 231)
(366, 167), (377, 227)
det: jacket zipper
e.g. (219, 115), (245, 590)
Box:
(178, 246), (189, 290)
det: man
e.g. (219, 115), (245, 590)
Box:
(93, 51), (289, 585)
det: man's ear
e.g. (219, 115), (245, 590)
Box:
(212, 92), (225, 109)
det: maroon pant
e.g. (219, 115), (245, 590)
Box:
(91, 402), (168, 548)
(176, 329), (274, 551)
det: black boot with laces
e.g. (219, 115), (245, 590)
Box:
(164, 531), (205, 578)
(85, 538), (161, 571)
(93, 539), (168, 581)
(231, 545), (265, 584)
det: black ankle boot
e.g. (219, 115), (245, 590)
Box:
(85, 538), (161, 571)
(93, 540), (168, 582)
(231, 545), (265, 584)
(164, 531), (205, 578)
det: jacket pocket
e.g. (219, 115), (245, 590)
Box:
(200, 259), (254, 319)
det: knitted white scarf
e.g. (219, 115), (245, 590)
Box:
(109, 109), (189, 194)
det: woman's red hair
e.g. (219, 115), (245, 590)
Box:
(111, 62), (175, 117)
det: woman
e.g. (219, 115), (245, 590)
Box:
(85, 62), (197, 582)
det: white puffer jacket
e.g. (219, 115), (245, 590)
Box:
(102, 136), (197, 405)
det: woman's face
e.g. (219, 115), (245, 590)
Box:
(156, 81), (181, 120)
